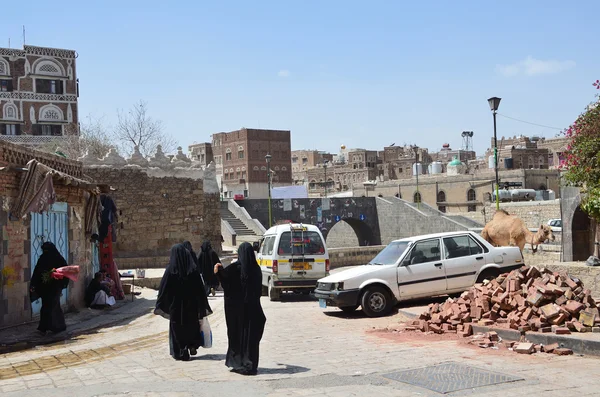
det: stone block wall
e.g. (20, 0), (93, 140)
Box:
(329, 246), (384, 269)
(85, 167), (221, 261)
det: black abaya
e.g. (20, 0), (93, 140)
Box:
(156, 244), (212, 361)
(217, 242), (266, 374)
(198, 240), (220, 293)
(30, 242), (69, 333)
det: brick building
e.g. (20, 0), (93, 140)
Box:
(211, 128), (292, 198)
(0, 45), (79, 146)
(188, 142), (213, 166)
(538, 136), (569, 169)
(291, 150), (333, 183)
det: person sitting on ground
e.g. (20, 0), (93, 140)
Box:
(85, 272), (116, 309)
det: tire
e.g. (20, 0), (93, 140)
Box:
(340, 305), (358, 313)
(477, 269), (500, 284)
(360, 286), (393, 317)
(268, 278), (281, 301)
(261, 285), (268, 297)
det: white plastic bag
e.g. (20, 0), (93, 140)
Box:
(200, 317), (212, 348)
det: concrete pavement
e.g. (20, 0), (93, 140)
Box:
(1, 290), (600, 396)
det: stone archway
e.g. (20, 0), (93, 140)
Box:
(572, 206), (592, 261)
(326, 218), (378, 248)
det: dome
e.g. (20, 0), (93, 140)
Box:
(449, 156), (463, 166)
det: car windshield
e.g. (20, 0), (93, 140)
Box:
(369, 241), (410, 265)
(277, 231), (325, 256)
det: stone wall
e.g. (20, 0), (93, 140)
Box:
(85, 167), (221, 260)
(477, 200), (562, 229)
(326, 221), (360, 248)
(329, 246), (384, 269)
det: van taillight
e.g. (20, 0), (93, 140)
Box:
(272, 260), (278, 274)
(326, 259), (330, 273)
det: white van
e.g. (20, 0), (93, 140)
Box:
(254, 223), (329, 301)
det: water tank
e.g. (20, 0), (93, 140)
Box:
(492, 190), (512, 202)
(412, 163), (423, 176)
(548, 190), (556, 200)
(510, 189), (536, 201)
(430, 161), (443, 174)
(504, 158), (514, 169)
(488, 155), (495, 169)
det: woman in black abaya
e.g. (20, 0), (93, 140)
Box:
(156, 244), (212, 361)
(215, 242), (266, 375)
(198, 240), (220, 296)
(30, 242), (69, 334)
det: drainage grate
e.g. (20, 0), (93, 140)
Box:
(383, 362), (523, 394)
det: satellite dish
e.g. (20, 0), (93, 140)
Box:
(390, 143), (395, 146)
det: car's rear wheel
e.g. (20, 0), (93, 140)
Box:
(477, 268), (500, 284)
(340, 305), (358, 313)
(361, 286), (393, 317)
(268, 278), (281, 301)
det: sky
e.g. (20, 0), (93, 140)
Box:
(2, 1), (599, 156)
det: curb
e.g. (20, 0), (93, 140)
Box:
(398, 308), (600, 357)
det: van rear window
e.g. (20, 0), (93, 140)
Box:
(278, 231), (325, 255)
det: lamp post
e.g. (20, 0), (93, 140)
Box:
(265, 153), (272, 228)
(323, 160), (329, 198)
(487, 97), (502, 210)
(413, 145), (420, 209)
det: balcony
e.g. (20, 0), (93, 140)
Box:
(0, 91), (77, 102)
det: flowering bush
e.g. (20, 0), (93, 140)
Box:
(562, 81), (600, 220)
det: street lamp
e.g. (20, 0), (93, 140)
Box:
(323, 160), (329, 198)
(487, 97), (502, 210)
(412, 145), (420, 209)
(265, 153), (272, 228)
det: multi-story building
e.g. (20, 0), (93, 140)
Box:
(291, 150), (333, 183)
(537, 136), (569, 169)
(188, 142), (213, 166)
(211, 128), (292, 198)
(0, 45), (79, 145)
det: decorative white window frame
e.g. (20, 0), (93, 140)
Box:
(282, 166), (287, 171)
(225, 148), (232, 153)
(253, 166), (259, 171)
(2, 102), (18, 120)
(241, 166), (246, 171)
(261, 166), (267, 171)
(274, 166), (280, 171)
(0, 58), (9, 76)
(236, 167), (241, 172)
(229, 168), (234, 173)
(32, 58), (66, 77)
(238, 145), (244, 151)
(38, 104), (64, 122)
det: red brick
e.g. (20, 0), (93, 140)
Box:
(540, 303), (561, 319)
(554, 327), (571, 335)
(565, 300), (586, 315)
(543, 343), (559, 353)
(553, 348), (574, 356)
(580, 310), (597, 327)
(484, 331), (499, 342)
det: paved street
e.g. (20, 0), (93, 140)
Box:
(1, 290), (600, 397)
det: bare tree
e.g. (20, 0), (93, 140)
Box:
(114, 100), (177, 157)
(37, 114), (112, 160)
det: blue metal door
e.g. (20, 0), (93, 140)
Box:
(91, 241), (100, 274)
(30, 202), (69, 316)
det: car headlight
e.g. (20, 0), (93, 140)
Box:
(333, 282), (344, 291)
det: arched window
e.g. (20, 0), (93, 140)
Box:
(282, 166), (287, 171)
(437, 190), (446, 212)
(261, 166), (267, 171)
(413, 192), (421, 203)
(253, 166), (259, 171)
(467, 189), (476, 212)
(2, 103), (18, 120)
(34, 59), (65, 76)
(0, 59), (9, 76)
(274, 166), (280, 171)
(39, 104), (64, 121)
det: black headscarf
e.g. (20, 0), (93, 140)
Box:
(155, 244), (212, 324)
(237, 242), (262, 301)
(198, 240), (219, 287)
(31, 242), (68, 299)
(167, 243), (197, 278)
(182, 241), (199, 266)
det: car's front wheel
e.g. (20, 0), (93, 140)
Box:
(360, 286), (393, 317)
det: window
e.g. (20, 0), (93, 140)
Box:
(225, 152), (232, 161)
(369, 241), (410, 265)
(1, 79), (13, 92)
(241, 171), (246, 179)
(405, 239), (441, 265)
(443, 236), (483, 259)
(200, 154), (205, 163)
(238, 150), (244, 159)
(302, 158), (308, 164)
(2, 124), (20, 136)
(264, 237), (276, 255)
(292, 157), (298, 163)
(413, 192), (421, 203)
(243, 189), (248, 197)
(36, 79), (63, 94)
(34, 125), (62, 136)
(277, 231), (325, 256)
(467, 189), (476, 212)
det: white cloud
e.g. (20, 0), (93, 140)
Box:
(496, 56), (575, 77)
(278, 69), (291, 78)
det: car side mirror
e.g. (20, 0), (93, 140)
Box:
(252, 242), (260, 252)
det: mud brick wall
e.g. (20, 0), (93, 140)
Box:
(85, 167), (221, 261)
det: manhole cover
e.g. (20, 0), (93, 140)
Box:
(383, 362), (523, 394)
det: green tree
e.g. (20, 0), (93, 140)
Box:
(562, 80), (600, 220)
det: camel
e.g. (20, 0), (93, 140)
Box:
(481, 209), (555, 254)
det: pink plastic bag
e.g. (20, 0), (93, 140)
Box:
(50, 265), (80, 282)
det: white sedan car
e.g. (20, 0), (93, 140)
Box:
(314, 231), (524, 317)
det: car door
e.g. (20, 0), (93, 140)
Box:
(397, 238), (447, 299)
(442, 235), (483, 290)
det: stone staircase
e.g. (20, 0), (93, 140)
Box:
(220, 207), (260, 242)
(404, 200), (484, 229)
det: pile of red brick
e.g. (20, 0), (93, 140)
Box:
(408, 265), (600, 337)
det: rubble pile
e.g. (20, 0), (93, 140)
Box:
(407, 265), (600, 338)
